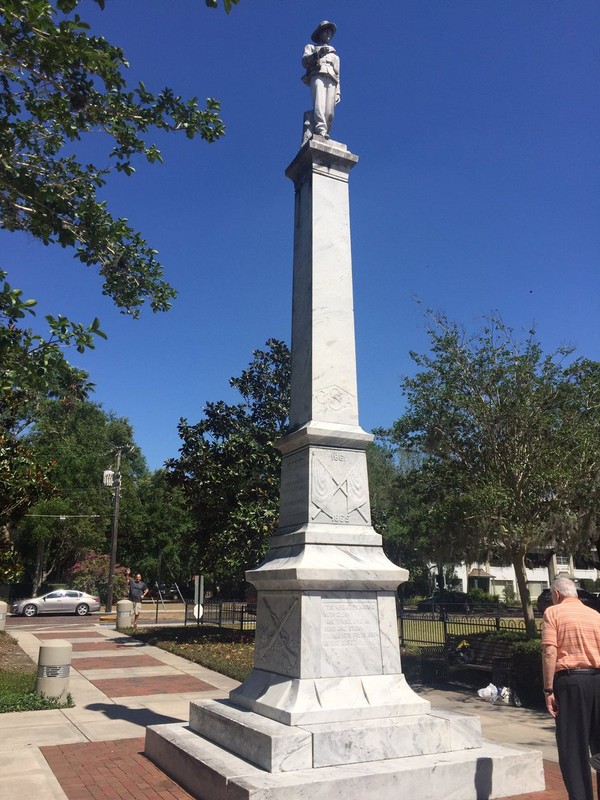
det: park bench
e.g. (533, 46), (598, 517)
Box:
(447, 634), (515, 687)
(419, 635), (515, 687)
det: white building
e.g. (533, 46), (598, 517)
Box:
(452, 552), (599, 601)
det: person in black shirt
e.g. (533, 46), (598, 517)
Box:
(126, 568), (148, 628)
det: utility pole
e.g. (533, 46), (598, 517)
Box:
(104, 447), (124, 613)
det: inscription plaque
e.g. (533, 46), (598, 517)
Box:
(320, 597), (382, 675)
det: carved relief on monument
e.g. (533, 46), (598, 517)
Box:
(254, 594), (301, 676)
(310, 449), (370, 524)
(315, 385), (354, 414)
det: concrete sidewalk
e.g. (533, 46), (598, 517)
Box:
(0, 621), (581, 800)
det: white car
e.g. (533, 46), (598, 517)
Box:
(11, 589), (101, 617)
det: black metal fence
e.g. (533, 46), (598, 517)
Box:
(180, 598), (539, 643)
(397, 604), (541, 647)
(184, 599), (257, 631)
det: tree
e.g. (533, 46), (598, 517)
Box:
(168, 339), (290, 595)
(0, 272), (102, 526)
(387, 313), (600, 636)
(68, 551), (127, 604)
(368, 441), (471, 596)
(120, 469), (197, 587)
(0, 0), (226, 316)
(0, 0), (232, 523)
(12, 398), (142, 593)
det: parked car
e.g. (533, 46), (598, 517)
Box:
(416, 591), (474, 613)
(536, 587), (600, 614)
(11, 589), (101, 617)
(147, 584), (181, 602)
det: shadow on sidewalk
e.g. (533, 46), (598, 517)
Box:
(84, 702), (184, 727)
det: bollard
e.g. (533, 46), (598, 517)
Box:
(36, 640), (72, 702)
(0, 600), (7, 631)
(116, 599), (133, 630)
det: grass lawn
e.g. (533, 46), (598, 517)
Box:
(0, 631), (74, 713)
(132, 625), (255, 683)
(130, 625), (423, 685)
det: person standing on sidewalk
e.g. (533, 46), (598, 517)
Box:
(126, 568), (148, 628)
(542, 575), (600, 800)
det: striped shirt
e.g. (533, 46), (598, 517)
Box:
(542, 597), (600, 671)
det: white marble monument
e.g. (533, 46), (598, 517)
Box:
(145, 44), (545, 796)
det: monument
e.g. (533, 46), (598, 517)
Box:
(145, 22), (545, 800)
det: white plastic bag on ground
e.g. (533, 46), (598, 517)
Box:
(477, 683), (498, 702)
(477, 683), (522, 706)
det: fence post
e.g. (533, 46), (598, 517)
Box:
(397, 596), (405, 646)
(218, 601), (223, 628)
(496, 601), (501, 631)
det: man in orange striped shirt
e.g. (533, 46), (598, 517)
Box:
(542, 576), (600, 800)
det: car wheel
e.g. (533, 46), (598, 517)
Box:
(23, 604), (38, 617)
(75, 603), (89, 616)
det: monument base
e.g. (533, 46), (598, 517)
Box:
(145, 700), (545, 800)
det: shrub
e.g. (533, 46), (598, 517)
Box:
(67, 552), (127, 604)
(502, 584), (516, 604)
(468, 588), (499, 604)
(510, 639), (543, 708)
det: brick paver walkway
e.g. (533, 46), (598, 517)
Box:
(71, 641), (140, 652)
(89, 674), (217, 697)
(39, 741), (592, 800)
(502, 760), (599, 800)
(73, 654), (164, 670)
(41, 738), (194, 800)
(38, 632), (106, 640)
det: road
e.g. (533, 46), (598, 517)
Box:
(5, 612), (103, 632)
(5, 601), (190, 632)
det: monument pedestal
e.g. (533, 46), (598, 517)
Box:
(144, 138), (544, 799)
(146, 703), (543, 800)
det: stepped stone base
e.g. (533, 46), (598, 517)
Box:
(145, 700), (545, 800)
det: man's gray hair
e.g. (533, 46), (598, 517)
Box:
(551, 576), (578, 598)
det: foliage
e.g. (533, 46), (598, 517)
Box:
(119, 470), (197, 586)
(468, 588), (499, 605)
(0, 631), (74, 712)
(368, 440), (471, 593)
(12, 399), (142, 592)
(9, 397), (198, 592)
(502, 583), (516, 604)
(0, 0), (232, 525)
(0, 0), (226, 317)
(132, 625), (254, 683)
(0, 674), (74, 712)
(510, 638), (543, 707)
(0, 535), (24, 582)
(168, 340), (291, 595)
(386, 313), (600, 636)
(0, 274), (103, 526)
(205, 0), (240, 11)
(67, 551), (127, 603)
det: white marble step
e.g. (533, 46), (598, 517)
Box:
(145, 721), (544, 800)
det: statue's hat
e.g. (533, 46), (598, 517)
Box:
(311, 20), (336, 43)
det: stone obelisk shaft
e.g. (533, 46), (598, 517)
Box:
(287, 139), (359, 430)
(235, 139), (422, 725)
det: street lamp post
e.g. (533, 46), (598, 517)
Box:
(104, 448), (124, 613)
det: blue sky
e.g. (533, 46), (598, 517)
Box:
(5, 0), (599, 471)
